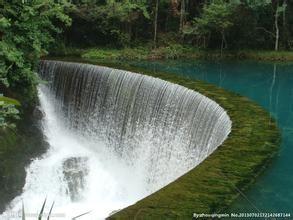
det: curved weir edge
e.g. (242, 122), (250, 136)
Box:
(45, 58), (281, 219)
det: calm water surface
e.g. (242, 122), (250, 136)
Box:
(131, 60), (293, 213)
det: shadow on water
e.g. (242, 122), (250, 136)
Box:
(130, 59), (293, 213)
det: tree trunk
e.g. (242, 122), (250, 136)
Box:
(220, 30), (225, 58)
(165, 8), (169, 32)
(283, 0), (288, 48)
(274, 1), (280, 51)
(128, 23), (132, 43)
(179, 0), (185, 33)
(154, 0), (159, 48)
(283, 0), (287, 28)
(170, 0), (179, 16)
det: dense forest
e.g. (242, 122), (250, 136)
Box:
(1, 0), (293, 126)
(63, 0), (293, 50)
(0, 1), (71, 127)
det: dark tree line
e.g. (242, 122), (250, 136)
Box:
(63, 0), (293, 50)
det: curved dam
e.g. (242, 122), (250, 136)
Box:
(2, 60), (231, 219)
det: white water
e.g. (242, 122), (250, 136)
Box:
(1, 61), (231, 219)
(1, 87), (148, 220)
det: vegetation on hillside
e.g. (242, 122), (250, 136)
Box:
(54, 46), (293, 61)
(1, 0), (293, 126)
(0, 0), (71, 127)
(0, 94), (20, 128)
(59, 0), (292, 51)
(0, 2), (70, 207)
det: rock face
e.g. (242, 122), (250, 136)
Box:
(62, 157), (89, 201)
(33, 106), (45, 120)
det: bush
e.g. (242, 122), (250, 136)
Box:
(82, 49), (121, 60)
(0, 95), (20, 128)
(150, 44), (194, 59)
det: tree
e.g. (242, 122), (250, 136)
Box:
(185, 0), (235, 54)
(0, 0), (71, 109)
(273, 0), (287, 51)
(65, 0), (150, 47)
(244, 0), (287, 51)
(34, 0), (293, 51)
(153, 0), (160, 48)
(179, 0), (186, 33)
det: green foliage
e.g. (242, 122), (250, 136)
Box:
(194, 1), (234, 32)
(59, 0), (293, 51)
(0, 0), (71, 100)
(184, 0), (235, 50)
(38, 198), (46, 220)
(54, 45), (293, 62)
(152, 44), (192, 59)
(0, 94), (20, 128)
(82, 47), (150, 60)
(243, 0), (271, 8)
(0, 0), (71, 127)
(79, 44), (197, 60)
(66, 0), (150, 47)
(82, 49), (121, 60)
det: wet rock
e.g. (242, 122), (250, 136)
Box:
(62, 157), (89, 201)
(33, 106), (45, 120)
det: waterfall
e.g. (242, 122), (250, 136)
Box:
(1, 60), (231, 219)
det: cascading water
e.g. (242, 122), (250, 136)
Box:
(1, 61), (231, 219)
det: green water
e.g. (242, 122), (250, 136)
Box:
(132, 60), (293, 213)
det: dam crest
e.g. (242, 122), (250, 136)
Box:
(39, 60), (231, 193)
(2, 60), (231, 219)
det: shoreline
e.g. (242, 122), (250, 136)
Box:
(49, 47), (293, 62)
(45, 57), (281, 219)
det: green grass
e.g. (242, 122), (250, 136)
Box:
(240, 50), (293, 61)
(50, 45), (293, 61)
(50, 45), (198, 61)
(81, 45), (196, 60)
(48, 58), (280, 219)
(189, 50), (293, 61)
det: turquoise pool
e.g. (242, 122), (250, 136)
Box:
(131, 60), (293, 213)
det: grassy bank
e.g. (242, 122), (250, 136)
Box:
(48, 58), (281, 219)
(50, 46), (293, 61)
